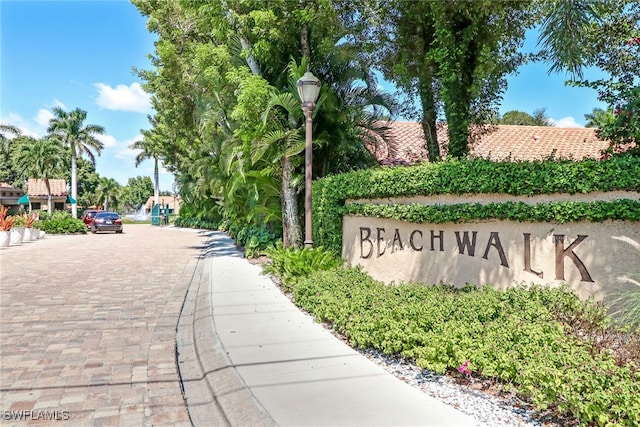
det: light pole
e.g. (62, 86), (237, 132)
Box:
(296, 71), (321, 249)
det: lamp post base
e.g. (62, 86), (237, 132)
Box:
(304, 240), (314, 249)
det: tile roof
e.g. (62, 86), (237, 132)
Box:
(372, 122), (610, 163)
(27, 179), (68, 197)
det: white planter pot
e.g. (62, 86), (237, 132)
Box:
(10, 227), (25, 245)
(24, 227), (36, 241)
(0, 231), (10, 247)
(39, 230), (46, 239)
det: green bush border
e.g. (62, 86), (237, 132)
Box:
(293, 266), (640, 426)
(313, 156), (640, 253)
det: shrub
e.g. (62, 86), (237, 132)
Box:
(293, 267), (640, 425)
(35, 211), (86, 234)
(12, 214), (26, 227)
(262, 243), (343, 292)
(175, 215), (279, 257)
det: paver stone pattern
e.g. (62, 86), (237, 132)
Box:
(0, 225), (208, 426)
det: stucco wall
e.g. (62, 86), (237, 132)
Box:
(343, 216), (640, 301)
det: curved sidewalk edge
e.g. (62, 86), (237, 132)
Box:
(178, 231), (484, 427)
(176, 231), (275, 427)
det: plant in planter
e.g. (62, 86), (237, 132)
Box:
(0, 206), (15, 247)
(23, 212), (38, 241)
(9, 214), (26, 245)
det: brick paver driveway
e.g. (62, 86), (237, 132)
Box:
(0, 225), (209, 426)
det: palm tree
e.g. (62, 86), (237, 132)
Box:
(47, 107), (105, 218)
(12, 137), (66, 212)
(0, 124), (21, 152)
(95, 177), (121, 211)
(129, 123), (163, 208)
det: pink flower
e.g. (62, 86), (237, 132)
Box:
(458, 359), (472, 377)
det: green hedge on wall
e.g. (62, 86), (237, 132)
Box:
(313, 156), (640, 254)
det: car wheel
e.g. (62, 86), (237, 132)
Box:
(116, 230), (123, 234)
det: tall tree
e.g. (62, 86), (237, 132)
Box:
(129, 122), (164, 207)
(95, 177), (121, 212)
(47, 107), (105, 218)
(500, 108), (553, 126)
(123, 176), (154, 209)
(0, 124), (21, 152)
(584, 107), (614, 128)
(133, 0), (391, 247)
(12, 137), (66, 212)
(0, 125), (23, 184)
(358, 0), (535, 160)
(538, 0), (640, 154)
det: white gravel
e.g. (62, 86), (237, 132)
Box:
(358, 348), (551, 427)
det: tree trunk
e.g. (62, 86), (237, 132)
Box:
(153, 157), (159, 206)
(239, 36), (261, 75)
(419, 71), (440, 162)
(300, 0), (311, 61)
(281, 156), (302, 248)
(71, 153), (78, 218)
(45, 179), (52, 213)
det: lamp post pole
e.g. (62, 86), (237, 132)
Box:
(302, 102), (315, 248)
(297, 70), (321, 249)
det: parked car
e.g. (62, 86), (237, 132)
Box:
(81, 209), (99, 229)
(91, 211), (123, 234)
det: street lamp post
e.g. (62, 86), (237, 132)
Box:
(296, 71), (321, 249)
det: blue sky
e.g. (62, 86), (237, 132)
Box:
(1, 1), (606, 192)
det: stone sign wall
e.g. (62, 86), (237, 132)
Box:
(343, 216), (640, 301)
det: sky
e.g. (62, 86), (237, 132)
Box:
(1, 1), (607, 192)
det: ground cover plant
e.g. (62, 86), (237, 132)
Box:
(262, 249), (640, 426)
(262, 243), (343, 292)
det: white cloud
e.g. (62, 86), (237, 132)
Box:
(116, 135), (144, 158)
(52, 99), (67, 110)
(34, 109), (53, 128)
(550, 116), (584, 128)
(94, 82), (151, 113)
(1, 112), (41, 138)
(96, 134), (117, 148)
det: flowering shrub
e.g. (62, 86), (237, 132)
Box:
(598, 86), (640, 157)
(458, 359), (472, 377)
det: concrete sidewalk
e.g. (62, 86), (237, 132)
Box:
(178, 232), (484, 427)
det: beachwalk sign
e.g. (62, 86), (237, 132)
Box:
(343, 216), (640, 301)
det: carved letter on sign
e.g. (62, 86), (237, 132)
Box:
(554, 235), (594, 282)
(360, 227), (373, 259)
(377, 227), (386, 257)
(482, 232), (509, 267)
(410, 230), (423, 251)
(430, 230), (444, 252)
(392, 228), (404, 253)
(455, 231), (477, 256)
(523, 233), (543, 278)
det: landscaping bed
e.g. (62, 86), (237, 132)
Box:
(262, 245), (640, 426)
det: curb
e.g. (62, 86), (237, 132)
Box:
(176, 234), (275, 427)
